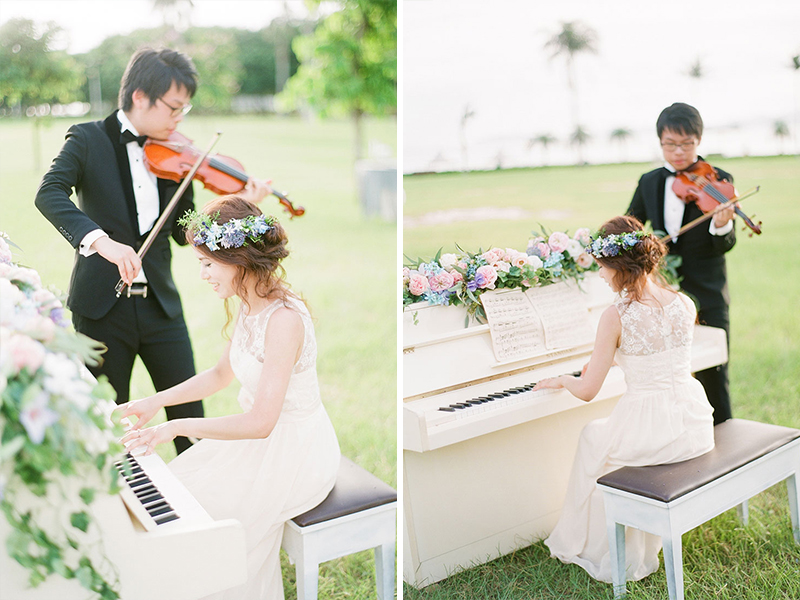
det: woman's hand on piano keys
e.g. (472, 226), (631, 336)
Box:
(116, 395), (161, 430)
(533, 376), (566, 391)
(121, 421), (177, 456)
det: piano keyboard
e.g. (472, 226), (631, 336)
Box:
(116, 452), (181, 529)
(428, 371), (582, 427)
(115, 449), (214, 533)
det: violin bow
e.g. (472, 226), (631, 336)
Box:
(658, 186), (761, 243)
(115, 132), (222, 298)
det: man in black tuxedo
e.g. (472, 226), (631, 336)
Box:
(35, 48), (268, 453)
(627, 102), (736, 425)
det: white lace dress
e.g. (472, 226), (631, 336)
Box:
(168, 297), (340, 600)
(545, 292), (714, 582)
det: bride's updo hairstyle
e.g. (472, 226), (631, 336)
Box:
(592, 215), (668, 302)
(187, 195), (297, 329)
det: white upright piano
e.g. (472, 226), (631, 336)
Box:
(402, 274), (728, 588)
(1, 451), (247, 600)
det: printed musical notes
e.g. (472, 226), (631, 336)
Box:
(481, 281), (593, 363)
(480, 291), (547, 362)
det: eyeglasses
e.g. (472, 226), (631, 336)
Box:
(660, 140), (697, 151)
(157, 97), (192, 117)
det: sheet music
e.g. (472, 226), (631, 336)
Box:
(524, 282), (593, 349)
(480, 290), (547, 362)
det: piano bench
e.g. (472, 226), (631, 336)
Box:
(597, 419), (800, 600)
(282, 456), (397, 600)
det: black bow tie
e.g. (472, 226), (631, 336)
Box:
(120, 129), (147, 147)
(662, 166), (677, 177)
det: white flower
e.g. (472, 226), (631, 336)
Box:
(439, 253), (459, 270)
(20, 391), (60, 445)
(526, 255), (543, 270)
(565, 239), (585, 259)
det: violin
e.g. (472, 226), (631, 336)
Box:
(143, 131), (305, 218)
(672, 159), (761, 235)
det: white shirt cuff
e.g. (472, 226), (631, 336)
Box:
(79, 230), (108, 257)
(708, 218), (734, 236)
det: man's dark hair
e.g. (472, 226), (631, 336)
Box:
(118, 48), (198, 111)
(656, 103), (703, 139)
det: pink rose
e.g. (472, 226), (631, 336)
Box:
(429, 271), (455, 292)
(577, 252), (594, 269)
(11, 267), (42, 289)
(481, 248), (504, 265)
(510, 252), (528, 269)
(532, 242), (550, 259)
(4, 334), (46, 375)
(475, 265), (498, 289)
(450, 270), (464, 284)
(574, 228), (592, 246)
(548, 232), (570, 253)
(0, 238), (12, 264)
(402, 267), (410, 284)
(408, 274), (430, 296)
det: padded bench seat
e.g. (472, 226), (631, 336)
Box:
(597, 419), (800, 600)
(282, 457), (397, 600)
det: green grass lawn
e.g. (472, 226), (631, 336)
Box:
(0, 113), (397, 599)
(403, 156), (800, 599)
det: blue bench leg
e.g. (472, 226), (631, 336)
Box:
(375, 541), (395, 600)
(788, 474), (800, 544)
(607, 521), (626, 598)
(662, 533), (684, 600)
(736, 499), (750, 525)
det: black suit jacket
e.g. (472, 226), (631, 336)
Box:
(627, 161), (736, 311)
(35, 112), (194, 320)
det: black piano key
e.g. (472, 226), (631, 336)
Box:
(465, 400), (483, 405)
(438, 407), (457, 412)
(155, 513), (180, 526)
(145, 501), (171, 513)
(133, 485), (158, 497)
(138, 492), (163, 505)
(150, 505), (176, 517)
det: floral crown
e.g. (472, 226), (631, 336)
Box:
(178, 209), (276, 252)
(588, 230), (649, 258)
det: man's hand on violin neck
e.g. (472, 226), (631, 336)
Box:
(713, 204), (735, 228)
(93, 237), (142, 285)
(240, 178), (273, 205)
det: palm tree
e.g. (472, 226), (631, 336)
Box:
(610, 128), (632, 163)
(152, 0), (194, 31)
(570, 125), (591, 165)
(544, 21), (598, 135)
(460, 104), (475, 172)
(774, 120), (789, 155)
(527, 133), (557, 166)
(687, 57), (704, 103)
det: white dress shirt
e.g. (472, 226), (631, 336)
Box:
(662, 162), (733, 242)
(79, 112), (160, 284)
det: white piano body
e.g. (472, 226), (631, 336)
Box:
(402, 274), (728, 588)
(1, 452), (247, 600)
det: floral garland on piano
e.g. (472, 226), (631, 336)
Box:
(403, 227), (599, 319)
(0, 232), (124, 599)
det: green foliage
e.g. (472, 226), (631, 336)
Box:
(0, 18), (83, 109)
(279, 0), (397, 118)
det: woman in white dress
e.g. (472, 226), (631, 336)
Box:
(119, 195), (340, 600)
(535, 215), (714, 584)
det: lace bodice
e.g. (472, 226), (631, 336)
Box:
(228, 296), (321, 415)
(614, 293), (695, 357)
(613, 292), (697, 394)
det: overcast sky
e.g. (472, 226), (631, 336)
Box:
(0, 0), (318, 54)
(403, 0), (800, 171)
